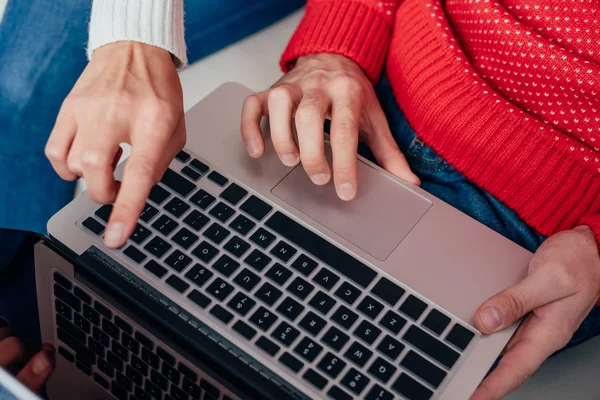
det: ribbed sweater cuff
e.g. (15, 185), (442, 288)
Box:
(88, 0), (187, 68)
(280, 0), (393, 84)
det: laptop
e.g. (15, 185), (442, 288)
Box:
(32, 82), (532, 400)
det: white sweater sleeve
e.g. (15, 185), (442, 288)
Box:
(87, 0), (187, 68)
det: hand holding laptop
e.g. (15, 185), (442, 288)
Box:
(0, 320), (55, 393)
(240, 53), (420, 201)
(45, 41), (186, 251)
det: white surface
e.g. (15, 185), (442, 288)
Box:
(0, 0), (6, 22)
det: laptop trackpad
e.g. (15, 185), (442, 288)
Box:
(271, 144), (432, 261)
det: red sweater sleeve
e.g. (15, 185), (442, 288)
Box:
(281, 0), (401, 83)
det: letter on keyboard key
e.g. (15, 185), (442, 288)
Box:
(392, 373), (433, 400)
(403, 325), (460, 368)
(160, 169), (195, 197)
(317, 352), (346, 378)
(367, 357), (396, 384)
(341, 368), (370, 395)
(293, 337), (323, 362)
(344, 341), (372, 367)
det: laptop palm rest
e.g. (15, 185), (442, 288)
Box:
(271, 142), (432, 261)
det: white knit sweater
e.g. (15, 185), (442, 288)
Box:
(88, 0), (187, 67)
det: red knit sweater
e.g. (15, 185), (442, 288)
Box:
(281, 0), (600, 249)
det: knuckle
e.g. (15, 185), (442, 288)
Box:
(295, 106), (321, 125)
(268, 86), (292, 104)
(81, 150), (108, 169)
(300, 154), (326, 171)
(243, 94), (261, 109)
(333, 75), (361, 94)
(332, 117), (359, 135)
(44, 142), (64, 162)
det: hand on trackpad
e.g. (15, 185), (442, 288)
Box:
(271, 145), (432, 261)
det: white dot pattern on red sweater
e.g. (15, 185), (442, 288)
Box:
(420, 0), (600, 168)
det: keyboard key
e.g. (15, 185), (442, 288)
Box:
(151, 215), (179, 236)
(107, 351), (124, 372)
(256, 336), (280, 356)
(341, 368), (369, 395)
(377, 335), (404, 361)
(162, 363), (181, 384)
(210, 304), (234, 324)
(187, 289), (212, 309)
(303, 369), (327, 390)
(371, 277), (405, 306)
(249, 307), (278, 331)
(286, 277), (314, 300)
(164, 197), (190, 218)
(176, 150), (191, 162)
(379, 310), (407, 334)
(181, 165), (200, 181)
(183, 210), (210, 231)
(227, 292), (256, 316)
(150, 371), (169, 392)
(165, 250), (192, 272)
(334, 282), (361, 305)
(291, 254), (318, 276)
(317, 352), (346, 378)
(244, 249), (271, 271)
(328, 386), (352, 400)
(128, 224), (151, 245)
(203, 222), (230, 244)
(161, 169), (195, 197)
(185, 264), (213, 287)
(97, 358), (114, 378)
(232, 320), (257, 340)
(53, 272), (72, 290)
(276, 297), (303, 321)
(112, 341), (129, 362)
(103, 319), (120, 340)
(82, 217), (104, 234)
(354, 320), (381, 345)
(279, 352), (304, 373)
(331, 306), (358, 329)
(206, 278), (234, 301)
(157, 347), (175, 366)
(392, 373), (433, 400)
(191, 241), (219, 263)
(366, 385), (394, 400)
(190, 159), (209, 174)
(294, 337), (322, 362)
(111, 382), (129, 400)
(446, 323), (475, 351)
(232, 268), (260, 291)
(224, 236), (251, 258)
(270, 241), (297, 262)
(240, 195), (272, 221)
(402, 350), (447, 388)
(172, 228), (199, 250)
(255, 282), (282, 306)
(200, 379), (220, 398)
(308, 291), (336, 315)
(124, 245), (147, 263)
(182, 377), (201, 398)
(265, 263), (292, 286)
(82, 307), (99, 328)
(266, 212), (376, 288)
(149, 185), (170, 205)
(55, 299), (72, 320)
(95, 204), (113, 222)
(423, 309), (451, 336)
(403, 325), (460, 368)
(115, 316), (132, 335)
(73, 313), (91, 333)
(368, 357), (396, 384)
(146, 378), (164, 398)
(271, 322), (300, 347)
(144, 237), (172, 258)
(249, 228), (276, 248)
(141, 347), (160, 370)
(140, 203), (159, 223)
(209, 202), (235, 222)
(220, 183), (248, 205)
(136, 332), (154, 350)
(208, 171), (228, 186)
(357, 296), (384, 320)
(73, 287), (91, 304)
(321, 326), (350, 352)
(88, 338), (105, 358)
(312, 268), (339, 290)
(170, 385), (189, 400)
(229, 215), (256, 236)
(344, 341), (373, 367)
(299, 312), (326, 336)
(190, 189), (215, 210)
(166, 275), (190, 293)
(126, 364), (144, 386)
(212, 254), (240, 277)
(54, 284), (81, 311)
(399, 294), (428, 320)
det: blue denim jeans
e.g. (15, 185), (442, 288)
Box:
(369, 76), (600, 352)
(0, 0), (304, 337)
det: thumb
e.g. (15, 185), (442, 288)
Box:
(474, 267), (570, 334)
(364, 104), (420, 185)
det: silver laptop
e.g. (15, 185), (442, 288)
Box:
(37, 82), (532, 400)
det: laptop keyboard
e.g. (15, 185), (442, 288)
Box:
(78, 149), (477, 400)
(52, 272), (236, 400)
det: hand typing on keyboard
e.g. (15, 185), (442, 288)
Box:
(45, 41), (186, 249)
(240, 53), (420, 201)
(0, 318), (56, 392)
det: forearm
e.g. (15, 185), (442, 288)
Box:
(280, 0), (402, 83)
(88, 0), (187, 67)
